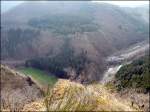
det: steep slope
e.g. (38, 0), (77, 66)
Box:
(23, 79), (139, 111)
(0, 65), (143, 111)
(1, 2), (148, 60)
(115, 55), (149, 92)
(105, 55), (149, 111)
(0, 65), (43, 111)
(122, 5), (149, 24)
(1, 1), (149, 83)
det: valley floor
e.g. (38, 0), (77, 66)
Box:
(19, 67), (58, 88)
(1, 41), (149, 111)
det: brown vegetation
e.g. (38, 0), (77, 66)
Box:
(0, 65), (43, 111)
(23, 79), (139, 111)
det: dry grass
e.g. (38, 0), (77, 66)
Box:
(23, 79), (140, 111)
(0, 65), (142, 111)
(1, 65), (43, 111)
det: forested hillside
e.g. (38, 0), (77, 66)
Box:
(115, 55), (149, 92)
(1, 1), (149, 111)
(1, 1), (149, 83)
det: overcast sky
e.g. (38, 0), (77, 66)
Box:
(1, 1), (149, 13)
(93, 1), (149, 7)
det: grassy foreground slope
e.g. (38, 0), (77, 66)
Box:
(19, 68), (57, 87)
(1, 65), (140, 111)
(1, 65), (43, 111)
(23, 79), (139, 111)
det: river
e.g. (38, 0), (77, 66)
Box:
(101, 41), (149, 84)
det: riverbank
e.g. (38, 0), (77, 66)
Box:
(101, 41), (149, 84)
